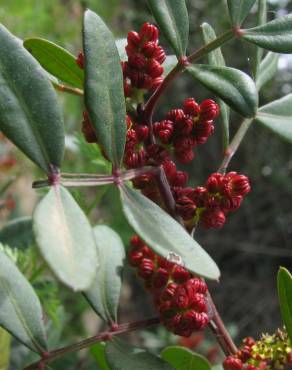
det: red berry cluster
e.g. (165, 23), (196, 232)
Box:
(153, 98), (219, 163)
(122, 23), (166, 96)
(77, 22), (251, 230)
(174, 171), (251, 229)
(223, 332), (292, 370)
(124, 98), (222, 211)
(128, 235), (210, 337)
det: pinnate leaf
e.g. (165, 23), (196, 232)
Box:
(187, 64), (258, 118)
(242, 14), (292, 53)
(23, 38), (84, 89)
(256, 52), (279, 91)
(277, 267), (292, 343)
(0, 248), (47, 353)
(0, 25), (64, 173)
(147, 0), (189, 57)
(84, 225), (125, 323)
(33, 186), (98, 291)
(83, 10), (126, 166)
(255, 94), (292, 143)
(120, 185), (220, 280)
(201, 23), (230, 149)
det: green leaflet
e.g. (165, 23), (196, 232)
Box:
(0, 24), (64, 173)
(227, 0), (256, 26)
(161, 346), (211, 370)
(255, 94), (292, 143)
(83, 10), (126, 166)
(24, 38), (84, 89)
(0, 249), (47, 353)
(187, 64), (258, 118)
(120, 185), (220, 280)
(201, 23), (230, 149)
(147, 0), (189, 57)
(256, 52), (279, 91)
(84, 225), (125, 323)
(33, 186), (98, 291)
(242, 14), (292, 53)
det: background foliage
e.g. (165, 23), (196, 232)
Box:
(0, 0), (292, 368)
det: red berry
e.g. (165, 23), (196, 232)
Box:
(163, 160), (177, 182)
(127, 31), (141, 48)
(183, 98), (200, 116)
(173, 286), (190, 309)
(172, 265), (190, 283)
(128, 53), (147, 69)
(200, 99), (220, 120)
(138, 258), (155, 279)
(153, 268), (169, 289)
(76, 52), (84, 69)
(201, 209), (226, 229)
(160, 282), (178, 301)
(176, 196), (196, 220)
(172, 171), (189, 187)
(229, 173), (251, 196)
(223, 357), (243, 370)
(135, 125), (149, 142)
(206, 173), (224, 193)
(140, 23), (159, 43)
(176, 149), (195, 164)
(146, 59), (164, 78)
(152, 45), (166, 63)
(166, 109), (185, 122)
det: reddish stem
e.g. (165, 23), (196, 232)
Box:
(24, 317), (160, 369)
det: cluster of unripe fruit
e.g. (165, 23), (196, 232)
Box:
(128, 235), (210, 337)
(76, 21), (251, 340)
(223, 330), (292, 370)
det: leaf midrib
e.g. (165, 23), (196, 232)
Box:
(0, 51), (51, 171)
(27, 40), (83, 87)
(0, 270), (42, 353)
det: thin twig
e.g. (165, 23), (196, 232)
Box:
(218, 118), (254, 173)
(23, 317), (160, 369)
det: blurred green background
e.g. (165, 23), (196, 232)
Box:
(0, 1), (292, 369)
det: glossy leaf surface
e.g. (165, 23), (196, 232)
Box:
(23, 38), (84, 89)
(256, 52), (279, 90)
(83, 10), (126, 166)
(147, 0), (189, 57)
(0, 25), (64, 173)
(0, 249), (47, 353)
(227, 0), (256, 26)
(242, 14), (292, 53)
(120, 186), (220, 280)
(201, 23), (229, 149)
(161, 346), (211, 370)
(256, 94), (292, 143)
(84, 225), (125, 323)
(187, 64), (258, 117)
